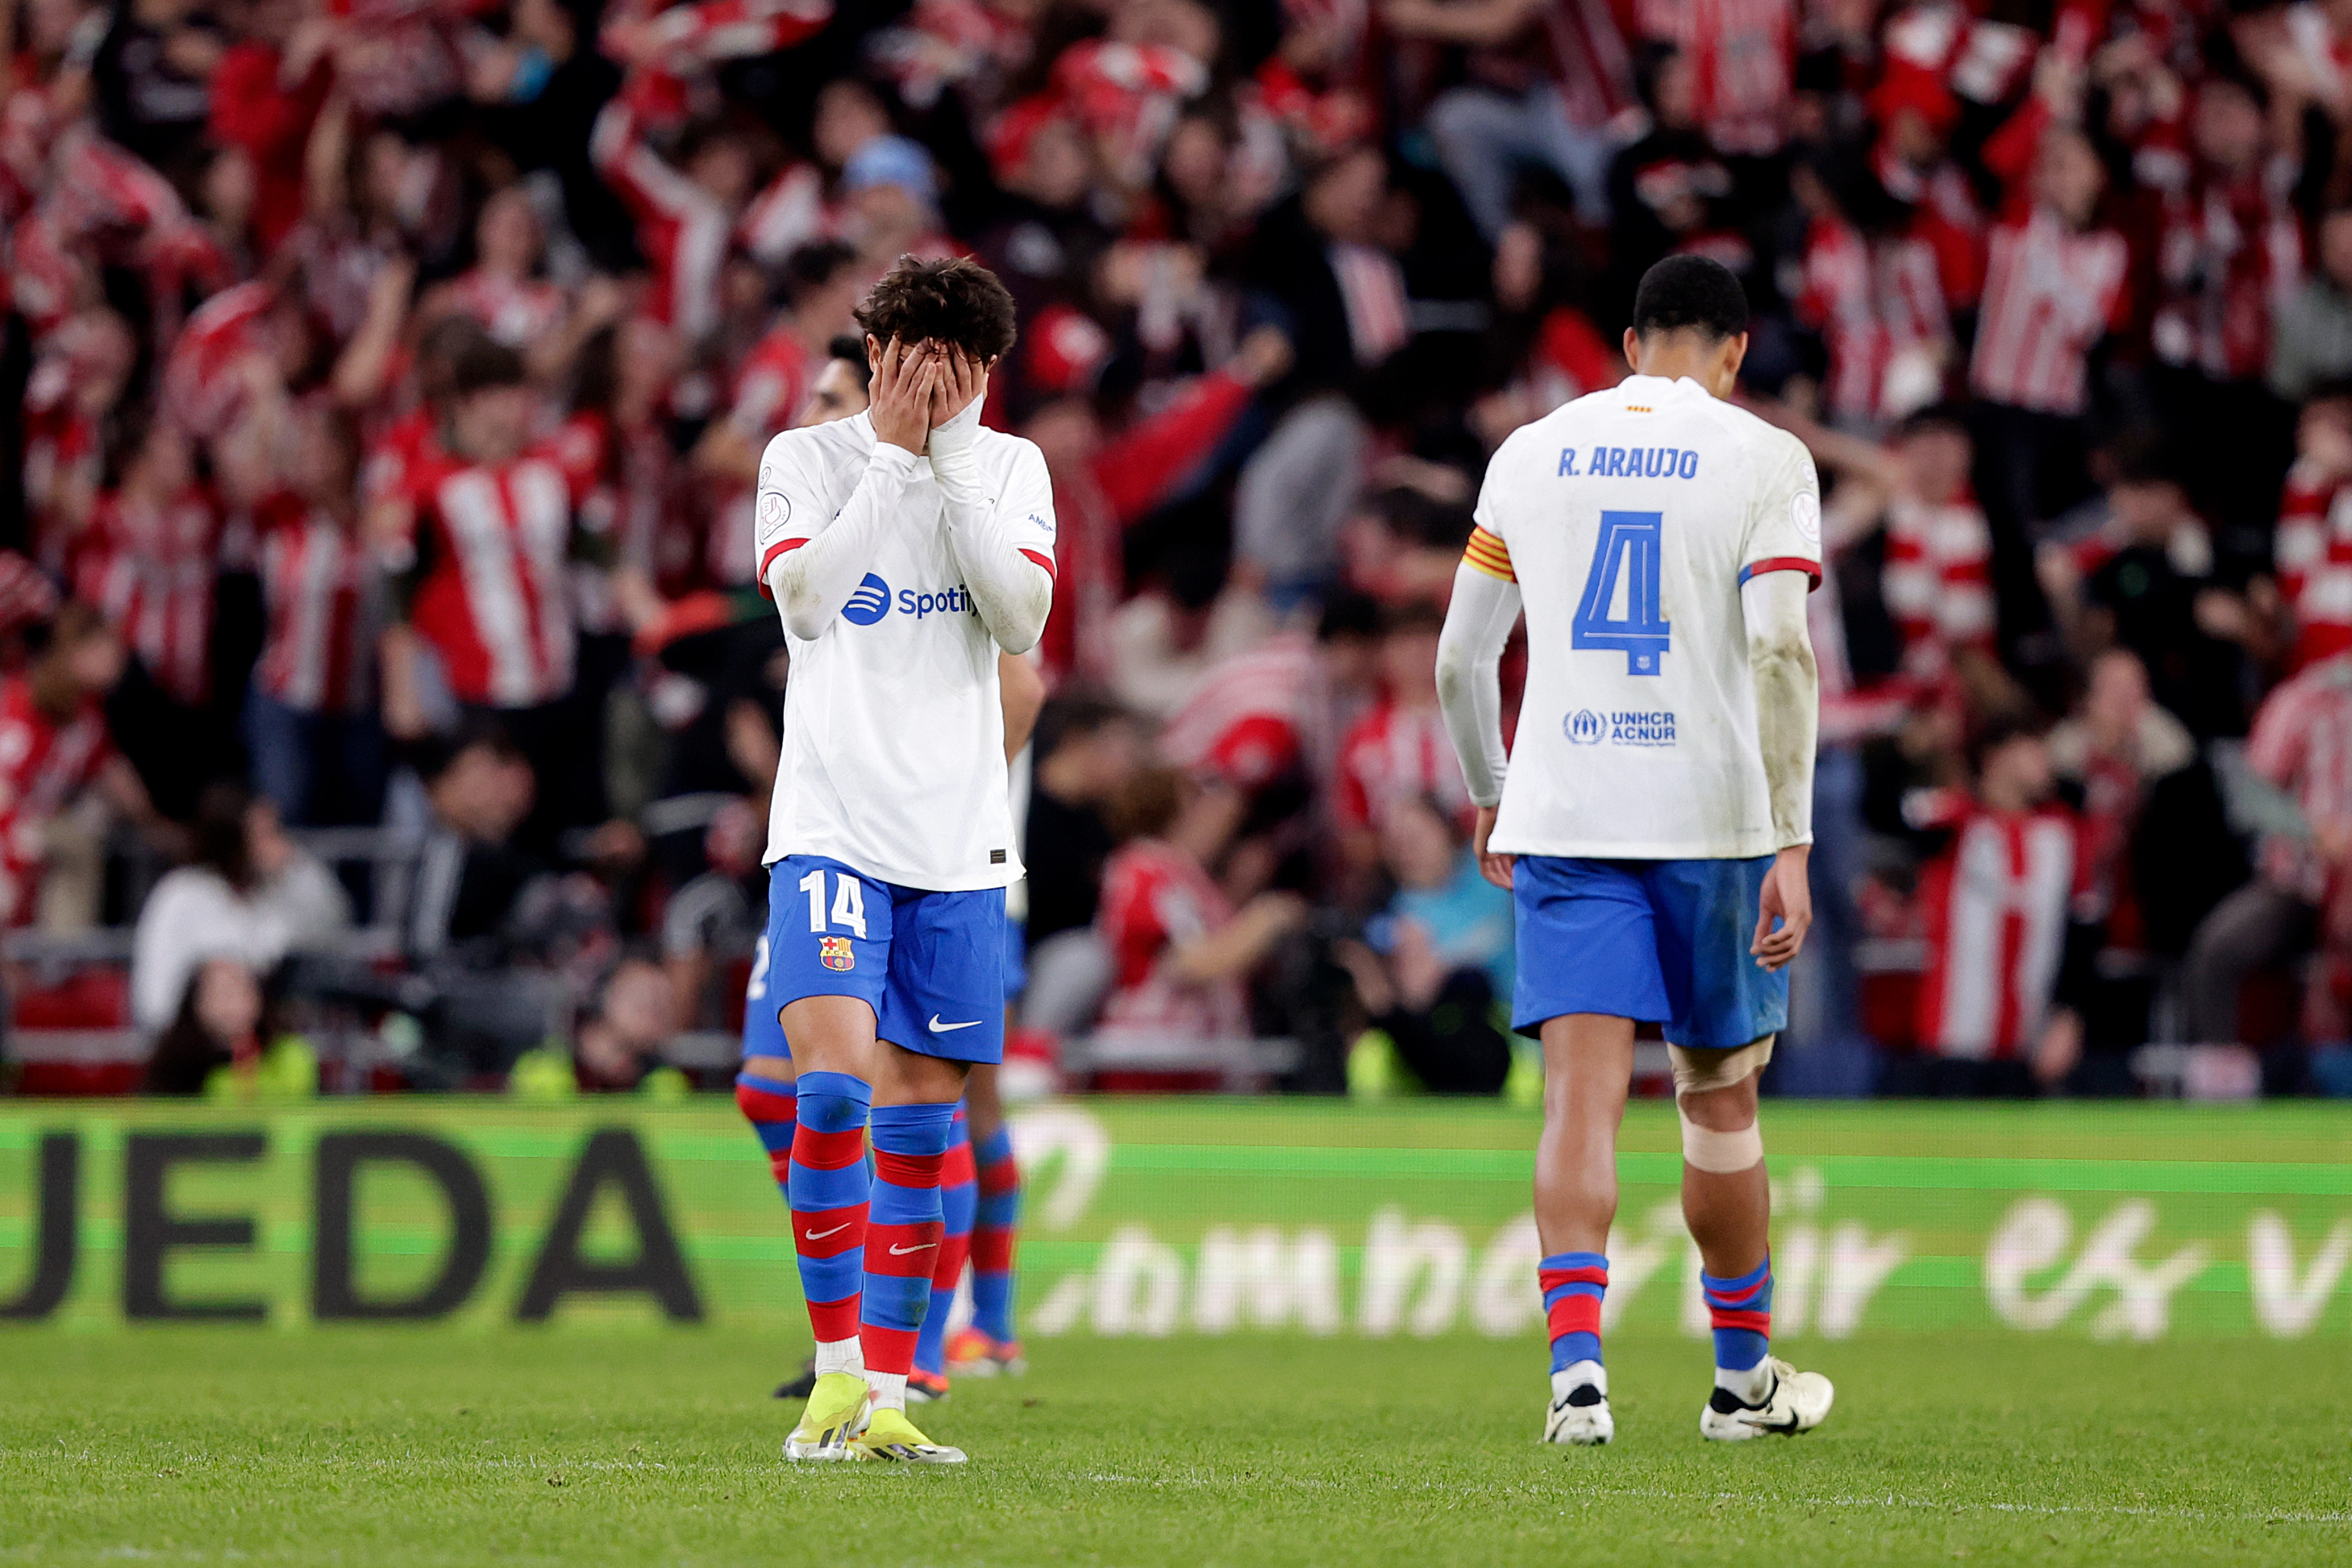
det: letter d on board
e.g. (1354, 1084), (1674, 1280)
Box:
(313, 1131), (493, 1320)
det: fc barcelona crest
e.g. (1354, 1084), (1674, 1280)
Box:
(819, 935), (855, 971)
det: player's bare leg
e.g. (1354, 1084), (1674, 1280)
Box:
(1532, 1014), (1632, 1445)
(1674, 1039), (1832, 1441)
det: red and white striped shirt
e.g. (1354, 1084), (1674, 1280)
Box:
(1797, 217), (1950, 424)
(2273, 460), (2352, 671)
(255, 494), (376, 715)
(0, 674), (116, 927)
(1160, 633), (1325, 789)
(2150, 168), (2303, 383)
(1094, 836), (1249, 1046)
(76, 486), (223, 707)
(1335, 702), (1470, 832)
(589, 80), (733, 342)
(1970, 211), (2131, 416)
(1882, 494), (1995, 678)
(1634, 0), (1794, 154)
(1916, 805), (2086, 1059)
(2245, 655), (2352, 901)
(406, 449), (581, 709)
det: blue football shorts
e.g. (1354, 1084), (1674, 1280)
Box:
(1511, 855), (1787, 1049)
(740, 930), (789, 1062)
(757, 855), (1006, 1064)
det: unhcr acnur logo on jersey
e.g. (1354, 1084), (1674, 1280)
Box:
(1565, 709), (1677, 747)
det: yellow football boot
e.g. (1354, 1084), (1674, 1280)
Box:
(783, 1371), (870, 1462)
(851, 1406), (967, 1464)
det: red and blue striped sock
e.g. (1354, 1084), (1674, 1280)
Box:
(1539, 1251), (1608, 1372)
(785, 1071), (870, 1364)
(861, 1101), (957, 1407)
(1701, 1257), (1773, 1372)
(733, 1071), (797, 1204)
(913, 1105), (977, 1379)
(969, 1124), (1021, 1343)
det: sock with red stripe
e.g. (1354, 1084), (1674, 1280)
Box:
(733, 1071), (798, 1206)
(969, 1124), (1021, 1343)
(1538, 1251), (1607, 1374)
(861, 1101), (957, 1410)
(913, 1105), (977, 1379)
(786, 1071), (870, 1375)
(1701, 1257), (1774, 1374)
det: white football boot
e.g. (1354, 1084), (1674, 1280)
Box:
(1542, 1361), (1614, 1447)
(1698, 1357), (1833, 1441)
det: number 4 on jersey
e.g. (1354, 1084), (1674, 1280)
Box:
(1573, 510), (1671, 676)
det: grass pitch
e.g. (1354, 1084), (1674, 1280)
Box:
(2, 1329), (2347, 1566)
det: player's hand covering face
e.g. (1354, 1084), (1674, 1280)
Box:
(929, 345), (990, 429)
(869, 337), (939, 455)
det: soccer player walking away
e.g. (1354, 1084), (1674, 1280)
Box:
(1435, 255), (1834, 1447)
(744, 256), (1055, 1465)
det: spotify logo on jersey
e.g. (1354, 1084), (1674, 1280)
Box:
(841, 574), (893, 626)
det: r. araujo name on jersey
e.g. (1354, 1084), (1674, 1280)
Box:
(1469, 373), (1820, 860)
(754, 408), (1056, 891)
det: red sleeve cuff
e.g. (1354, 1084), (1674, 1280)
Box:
(755, 537), (809, 599)
(1739, 557), (1824, 590)
(1019, 548), (1056, 580)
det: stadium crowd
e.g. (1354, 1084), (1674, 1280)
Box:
(10, 0), (2352, 1099)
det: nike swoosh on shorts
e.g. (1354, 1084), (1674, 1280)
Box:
(928, 1015), (981, 1032)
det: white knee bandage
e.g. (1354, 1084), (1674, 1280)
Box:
(1679, 1113), (1764, 1173)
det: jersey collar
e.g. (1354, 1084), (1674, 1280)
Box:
(1618, 373), (1704, 403)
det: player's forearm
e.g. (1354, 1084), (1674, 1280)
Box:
(768, 447), (918, 641)
(932, 411), (1052, 654)
(1434, 563), (1521, 808)
(1743, 571), (1819, 847)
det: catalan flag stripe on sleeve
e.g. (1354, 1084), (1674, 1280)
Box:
(1464, 526), (1515, 582)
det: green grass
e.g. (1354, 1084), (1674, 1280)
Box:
(2, 1330), (2347, 1566)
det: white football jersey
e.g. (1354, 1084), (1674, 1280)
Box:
(1472, 374), (1820, 860)
(754, 410), (1056, 890)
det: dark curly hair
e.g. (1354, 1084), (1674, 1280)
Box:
(854, 254), (1019, 363)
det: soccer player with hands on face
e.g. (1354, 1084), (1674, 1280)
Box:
(1436, 255), (1835, 1449)
(741, 256), (1054, 1466)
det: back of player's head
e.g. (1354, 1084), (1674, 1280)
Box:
(855, 254), (1019, 364)
(1631, 255), (1749, 342)
(827, 333), (874, 393)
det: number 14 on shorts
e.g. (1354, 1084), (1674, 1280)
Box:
(799, 867), (870, 939)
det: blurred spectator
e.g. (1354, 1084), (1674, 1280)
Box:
(131, 782), (347, 1030)
(1333, 601), (1469, 875)
(1021, 690), (1144, 1037)
(0, 604), (163, 929)
(242, 399), (386, 825)
(1093, 766), (1308, 1061)
(142, 957), (265, 1096)
(2181, 654), (2352, 1049)
(400, 724), (544, 961)
(1337, 794), (1514, 1093)
(575, 953), (681, 1089)
(2272, 208), (2352, 403)
(1891, 719), (2091, 1096)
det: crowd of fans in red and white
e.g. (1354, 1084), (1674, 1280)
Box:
(14, 0), (2352, 1097)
